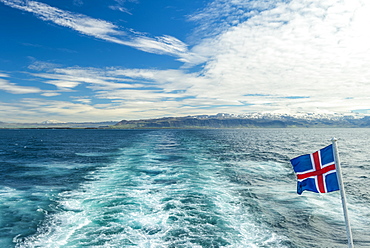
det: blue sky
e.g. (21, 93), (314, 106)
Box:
(1, 0), (370, 122)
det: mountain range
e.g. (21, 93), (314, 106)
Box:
(2, 113), (370, 129)
(113, 113), (370, 129)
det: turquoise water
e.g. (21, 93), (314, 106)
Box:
(0, 129), (369, 247)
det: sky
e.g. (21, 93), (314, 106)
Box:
(1, 0), (370, 122)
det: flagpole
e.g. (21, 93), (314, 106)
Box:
(331, 138), (354, 248)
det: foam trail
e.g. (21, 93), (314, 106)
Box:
(15, 131), (290, 247)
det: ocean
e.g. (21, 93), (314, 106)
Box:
(0, 129), (369, 248)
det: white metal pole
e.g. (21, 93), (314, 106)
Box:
(331, 138), (354, 248)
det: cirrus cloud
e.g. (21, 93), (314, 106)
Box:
(0, 0), (199, 62)
(0, 78), (42, 94)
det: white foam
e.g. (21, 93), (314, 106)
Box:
(75, 152), (118, 157)
(14, 145), (290, 247)
(15, 211), (91, 248)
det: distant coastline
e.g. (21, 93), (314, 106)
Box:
(2, 113), (370, 129)
(0, 121), (116, 129)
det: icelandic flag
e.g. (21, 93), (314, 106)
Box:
(290, 144), (339, 195)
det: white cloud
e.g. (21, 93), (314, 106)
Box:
(0, 78), (42, 94)
(41, 92), (61, 97)
(1, 0), (123, 36)
(0, 73), (9, 78)
(73, 98), (91, 104)
(186, 0), (370, 114)
(0, 66), (213, 121)
(188, 0), (282, 41)
(0, 0), (195, 61)
(29, 67), (199, 108)
(43, 80), (80, 89)
(27, 60), (61, 71)
(34, 68), (142, 91)
(126, 35), (187, 56)
(109, 0), (138, 14)
(0, 98), (190, 122)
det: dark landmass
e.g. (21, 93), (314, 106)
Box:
(2, 113), (370, 129)
(113, 113), (370, 129)
(0, 121), (117, 129)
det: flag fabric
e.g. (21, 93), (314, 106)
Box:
(290, 144), (339, 195)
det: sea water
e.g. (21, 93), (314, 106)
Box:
(0, 129), (369, 248)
